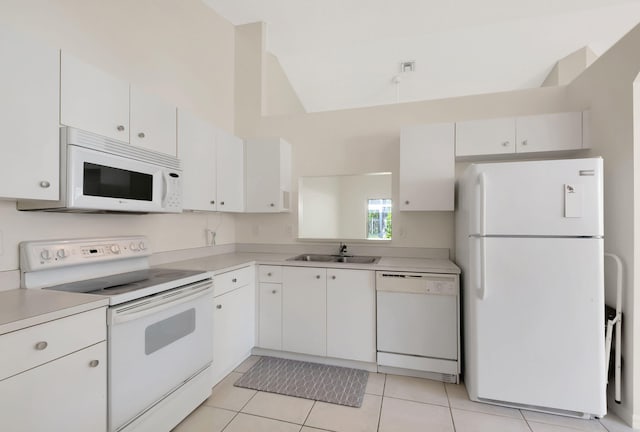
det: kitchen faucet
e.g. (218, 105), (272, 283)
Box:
(338, 242), (348, 256)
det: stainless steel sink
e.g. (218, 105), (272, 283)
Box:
(288, 254), (380, 264)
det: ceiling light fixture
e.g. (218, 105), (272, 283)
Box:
(400, 61), (416, 73)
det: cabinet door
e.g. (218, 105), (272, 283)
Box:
(60, 52), (129, 141)
(212, 284), (255, 385)
(130, 86), (177, 156)
(516, 112), (582, 153)
(399, 123), (455, 211)
(177, 109), (217, 211)
(216, 129), (245, 212)
(282, 267), (326, 356)
(0, 341), (106, 432)
(0, 28), (59, 200)
(259, 282), (282, 350)
(455, 117), (515, 157)
(245, 138), (291, 212)
(327, 269), (376, 362)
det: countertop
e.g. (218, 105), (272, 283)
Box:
(157, 252), (461, 275)
(0, 289), (108, 336)
(0, 251), (459, 335)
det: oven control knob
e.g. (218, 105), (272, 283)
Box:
(138, 241), (147, 251)
(40, 249), (52, 261)
(56, 249), (67, 259)
(110, 244), (121, 254)
(130, 242), (139, 251)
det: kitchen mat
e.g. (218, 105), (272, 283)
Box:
(234, 356), (368, 407)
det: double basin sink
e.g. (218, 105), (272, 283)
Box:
(288, 254), (380, 264)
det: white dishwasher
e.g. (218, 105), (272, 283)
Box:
(376, 271), (460, 383)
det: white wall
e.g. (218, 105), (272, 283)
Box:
(0, 0), (237, 273)
(566, 22), (640, 426)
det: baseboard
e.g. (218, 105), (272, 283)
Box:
(252, 348), (378, 372)
(607, 394), (638, 428)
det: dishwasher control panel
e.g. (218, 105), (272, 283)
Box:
(376, 271), (458, 296)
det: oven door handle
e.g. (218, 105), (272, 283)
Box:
(109, 280), (213, 325)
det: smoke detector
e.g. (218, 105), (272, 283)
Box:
(400, 61), (416, 73)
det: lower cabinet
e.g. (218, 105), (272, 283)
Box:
(261, 266), (376, 363)
(327, 269), (376, 362)
(0, 340), (106, 432)
(212, 268), (255, 385)
(282, 267), (327, 357)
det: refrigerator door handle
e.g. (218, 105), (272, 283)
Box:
(478, 173), (487, 235)
(479, 237), (487, 300)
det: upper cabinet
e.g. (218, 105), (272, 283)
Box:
(60, 52), (130, 142)
(177, 109), (217, 212)
(61, 52), (177, 157)
(400, 123), (455, 211)
(455, 111), (585, 158)
(177, 109), (245, 213)
(216, 129), (245, 212)
(0, 28), (60, 201)
(245, 138), (292, 213)
(130, 86), (177, 156)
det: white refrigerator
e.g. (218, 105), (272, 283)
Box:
(455, 158), (606, 418)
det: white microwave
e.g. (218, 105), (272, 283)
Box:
(18, 127), (183, 213)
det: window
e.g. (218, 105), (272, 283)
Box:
(367, 199), (392, 239)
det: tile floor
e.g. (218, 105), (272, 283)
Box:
(173, 356), (637, 432)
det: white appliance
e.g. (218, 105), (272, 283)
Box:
(20, 237), (213, 432)
(18, 127), (182, 213)
(376, 271), (460, 383)
(455, 158), (606, 418)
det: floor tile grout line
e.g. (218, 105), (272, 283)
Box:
(521, 409), (535, 432)
(382, 394), (451, 408)
(301, 400), (316, 428)
(376, 373), (386, 432)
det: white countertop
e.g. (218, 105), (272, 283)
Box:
(157, 252), (461, 275)
(0, 289), (108, 336)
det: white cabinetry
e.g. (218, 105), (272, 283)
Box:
(0, 307), (107, 432)
(60, 52), (130, 142)
(258, 266), (283, 351)
(399, 123), (455, 211)
(0, 28), (59, 200)
(130, 85), (177, 156)
(455, 112), (584, 158)
(326, 269), (376, 362)
(282, 266), (326, 356)
(245, 138), (292, 212)
(177, 109), (217, 211)
(216, 129), (245, 212)
(212, 266), (255, 385)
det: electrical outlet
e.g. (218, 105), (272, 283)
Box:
(252, 224), (260, 237)
(285, 225), (293, 236)
(0, 230), (3, 256)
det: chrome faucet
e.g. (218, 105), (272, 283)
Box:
(338, 242), (348, 256)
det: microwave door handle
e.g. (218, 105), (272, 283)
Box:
(109, 281), (213, 325)
(161, 172), (168, 203)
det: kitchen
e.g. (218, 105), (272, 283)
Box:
(0, 0), (639, 431)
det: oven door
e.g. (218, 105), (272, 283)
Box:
(107, 279), (213, 432)
(67, 144), (165, 213)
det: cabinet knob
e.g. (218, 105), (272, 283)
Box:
(269, 203), (275, 207)
(405, 200), (410, 205)
(521, 140), (528, 146)
(502, 141), (509, 147)
(89, 360), (100, 368)
(117, 125), (125, 132)
(220, 201), (225, 205)
(39, 180), (50, 188)
(138, 132), (145, 138)
(316, 275), (321, 279)
(267, 272), (272, 277)
(34, 341), (48, 351)
(216, 304), (222, 309)
(232, 278), (237, 283)
(210, 200), (215, 205)
(272, 289), (277, 294)
(331, 275), (336, 280)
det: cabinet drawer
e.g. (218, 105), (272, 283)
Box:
(214, 265), (254, 297)
(0, 307), (106, 381)
(258, 265), (282, 283)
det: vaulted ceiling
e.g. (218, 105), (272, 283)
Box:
(203, 0), (640, 112)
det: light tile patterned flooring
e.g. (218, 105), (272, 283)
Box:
(173, 356), (637, 432)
